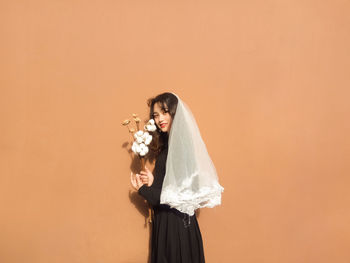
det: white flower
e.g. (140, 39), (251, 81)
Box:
(147, 125), (156, 132)
(132, 141), (141, 154)
(142, 132), (149, 140)
(139, 143), (149, 156)
(139, 143), (146, 151)
(131, 142), (137, 153)
(136, 137), (143, 144)
(134, 130), (147, 144)
(145, 119), (157, 132)
(131, 122), (154, 156)
(141, 148), (148, 156)
(144, 135), (152, 145)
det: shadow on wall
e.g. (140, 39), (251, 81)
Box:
(123, 140), (155, 263)
(122, 141), (150, 225)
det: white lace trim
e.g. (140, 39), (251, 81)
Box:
(160, 184), (224, 216)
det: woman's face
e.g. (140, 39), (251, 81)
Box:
(152, 102), (173, 133)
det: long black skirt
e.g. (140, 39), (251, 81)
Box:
(150, 205), (205, 263)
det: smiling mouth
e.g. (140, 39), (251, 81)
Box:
(160, 123), (167, 128)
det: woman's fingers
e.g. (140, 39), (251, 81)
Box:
(136, 174), (144, 187)
(140, 175), (149, 184)
(135, 174), (141, 183)
(139, 167), (154, 187)
(131, 169), (153, 189)
(130, 172), (148, 190)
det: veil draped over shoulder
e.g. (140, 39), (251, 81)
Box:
(160, 94), (224, 216)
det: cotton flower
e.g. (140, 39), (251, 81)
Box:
(132, 141), (141, 154)
(132, 128), (152, 156)
(139, 143), (149, 156)
(142, 132), (152, 145)
(142, 132), (149, 140)
(134, 130), (145, 143)
(144, 135), (152, 145)
(145, 119), (157, 132)
(128, 119), (154, 157)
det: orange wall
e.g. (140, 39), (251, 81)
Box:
(1, 1), (350, 262)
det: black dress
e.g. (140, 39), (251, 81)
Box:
(138, 145), (205, 263)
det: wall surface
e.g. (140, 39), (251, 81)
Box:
(1, 0), (350, 262)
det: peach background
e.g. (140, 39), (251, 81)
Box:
(1, 0), (350, 262)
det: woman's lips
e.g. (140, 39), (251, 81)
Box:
(160, 123), (167, 128)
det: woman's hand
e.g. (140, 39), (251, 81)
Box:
(139, 166), (154, 187)
(130, 172), (143, 191)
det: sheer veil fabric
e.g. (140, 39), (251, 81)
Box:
(160, 94), (224, 216)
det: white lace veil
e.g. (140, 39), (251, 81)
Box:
(160, 94), (224, 216)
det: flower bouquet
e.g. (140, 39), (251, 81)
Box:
(122, 114), (157, 222)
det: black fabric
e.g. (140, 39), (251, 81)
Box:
(138, 146), (205, 263)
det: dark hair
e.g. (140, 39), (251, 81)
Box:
(147, 92), (178, 153)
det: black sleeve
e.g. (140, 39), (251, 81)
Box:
(138, 185), (161, 206)
(138, 148), (167, 207)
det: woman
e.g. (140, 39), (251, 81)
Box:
(131, 92), (223, 263)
